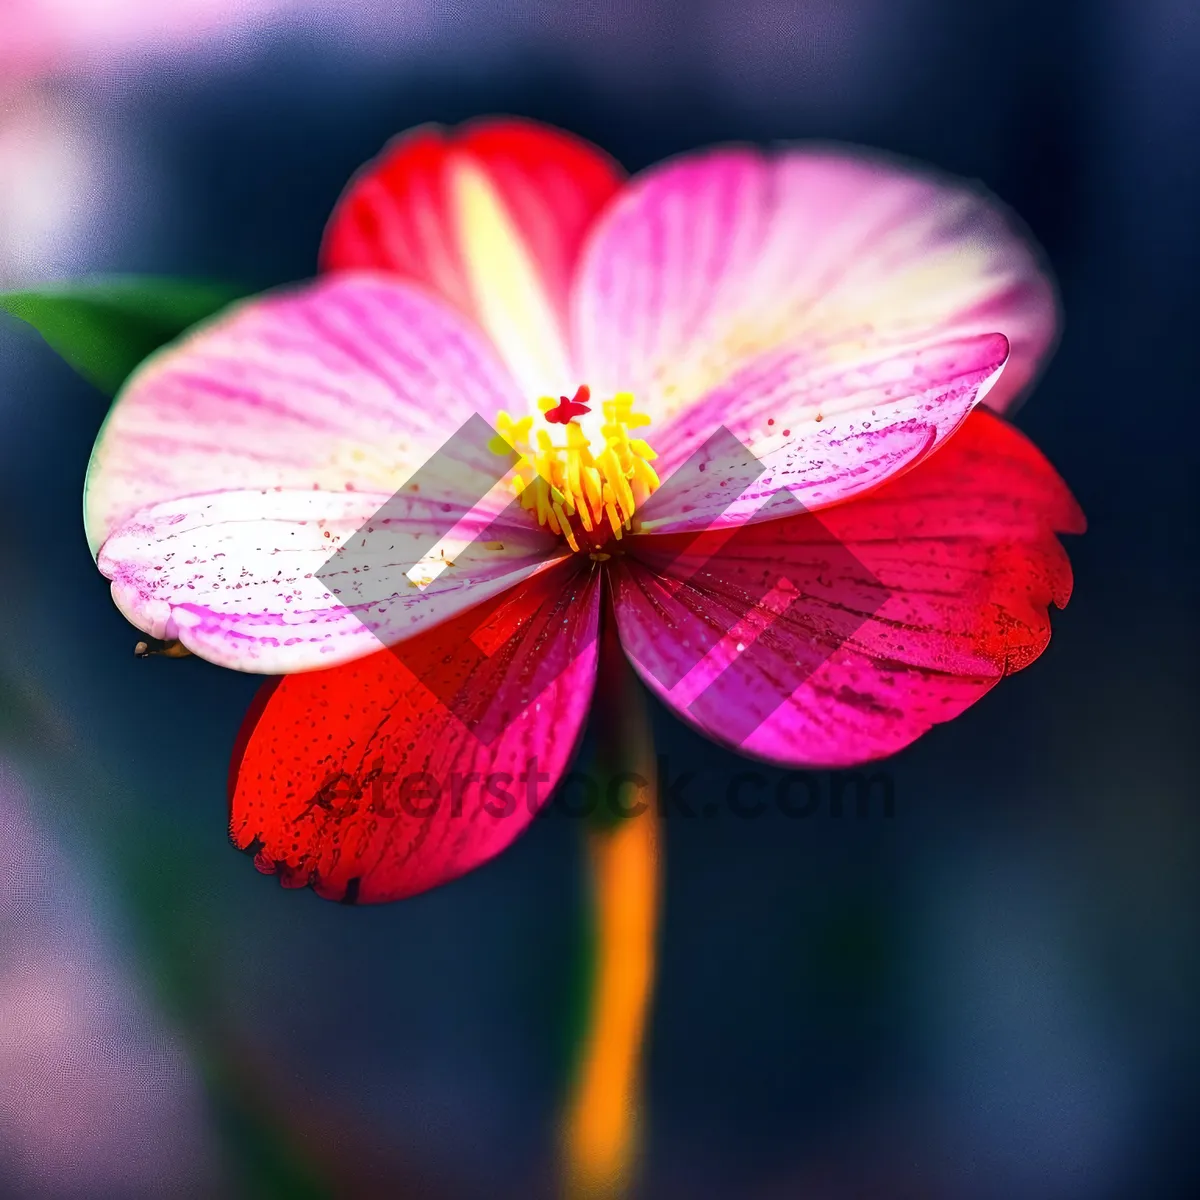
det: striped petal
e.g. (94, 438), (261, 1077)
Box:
(572, 145), (1056, 439)
(229, 559), (601, 903)
(614, 410), (1083, 766)
(321, 117), (624, 401)
(637, 332), (1009, 533)
(84, 273), (526, 554)
(97, 487), (564, 673)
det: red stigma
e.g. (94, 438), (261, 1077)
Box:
(544, 385), (592, 425)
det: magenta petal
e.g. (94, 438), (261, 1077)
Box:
(637, 333), (1008, 533)
(572, 145), (1055, 430)
(84, 273), (526, 554)
(97, 486), (565, 674)
(614, 410), (1082, 766)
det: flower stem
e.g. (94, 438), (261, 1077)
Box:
(561, 609), (661, 1199)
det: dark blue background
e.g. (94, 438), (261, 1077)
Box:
(1, 2), (1197, 1196)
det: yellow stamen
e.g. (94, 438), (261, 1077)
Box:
(491, 390), (660, 550)
(551, 501), (579, 551)
(605, 500), (624, 539)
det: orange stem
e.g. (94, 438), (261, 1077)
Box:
(561, 606), (661, 1199)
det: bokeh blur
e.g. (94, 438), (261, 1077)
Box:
(1, 1), (1197, 1197)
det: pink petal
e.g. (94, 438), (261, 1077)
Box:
(636, 332), (1009, 533)
(84, 273), (526, 554)
(229, 559), (601, 903)
(97, 486), (565, 673)
(321, 118), (624, 399)
(572, 145), (1055, 435)
(614, 410), (1083, 767)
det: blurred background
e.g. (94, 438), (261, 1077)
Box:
(1, 1), (1197, 1196)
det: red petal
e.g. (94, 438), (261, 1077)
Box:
(320, 117), (624, 397)
(229, 560), (600, 903)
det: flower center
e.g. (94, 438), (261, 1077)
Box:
(489, 386), (661, 553)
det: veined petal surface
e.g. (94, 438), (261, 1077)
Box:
(614, 410), (1083, 766)
(229, 560), (601, 903)
(637, 332), (1008, 533)
(572, 145), (1056, 442)
(97, 487), (565, 673)
(84, 273), (525, 554)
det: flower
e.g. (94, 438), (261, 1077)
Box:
(84, 118), (1083, 902)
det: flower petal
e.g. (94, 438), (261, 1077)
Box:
(97, 486), (565, 673)
(614, 410), (1083, 766)
(572, 145), (1055, 430)
(636, 332), (1008, 533)
(229, 559), (601, 903)
(84, 273), (526, 554)
(321, 117), (625, 400)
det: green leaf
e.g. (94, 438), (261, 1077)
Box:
(0, 277), (250, 395)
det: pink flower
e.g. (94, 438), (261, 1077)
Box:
(85, 118), (1083, 902)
